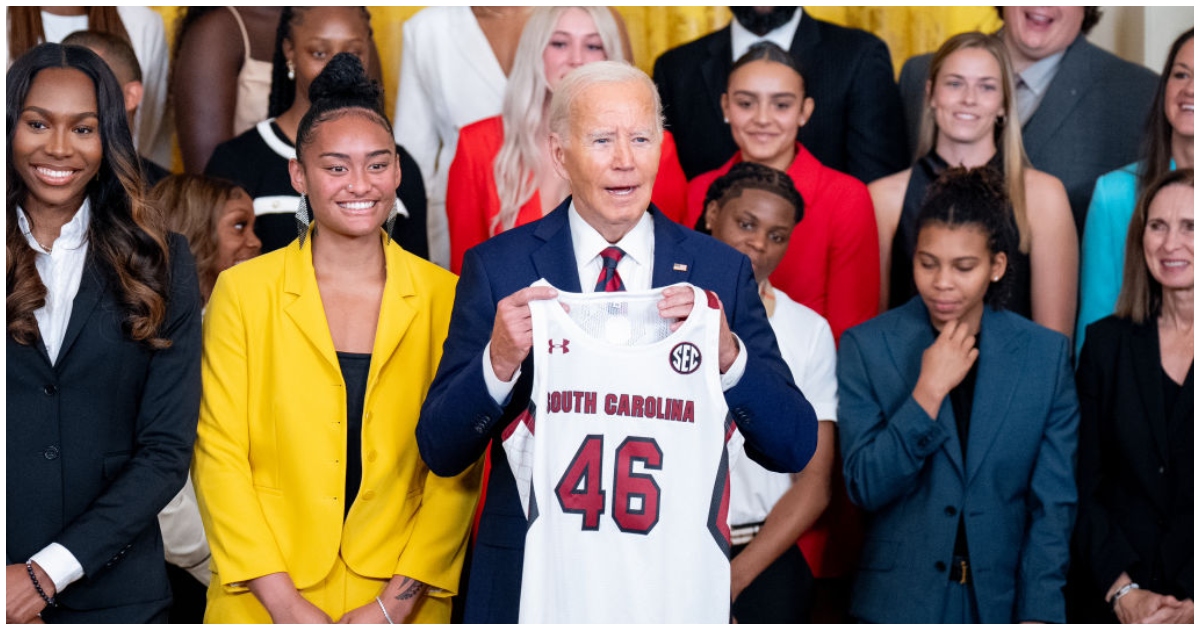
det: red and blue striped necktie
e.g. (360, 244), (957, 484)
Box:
(594, 246), (626, 292)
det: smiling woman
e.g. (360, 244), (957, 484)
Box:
(192, 52), (478, 624)
(685, 41), (879, 343)
(7, 42), (201, 623)
(871, 31), (1078, 342)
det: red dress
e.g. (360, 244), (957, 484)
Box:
(688, 144), (877, 581)
(686, 144), (879, 343)
(448, 116), (688, 274)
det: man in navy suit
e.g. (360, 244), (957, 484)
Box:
(416, 61), (817, 623)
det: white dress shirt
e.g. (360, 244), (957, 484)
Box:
(730, 8), (803, 62)
(17, 201), (91, 592)
(483, 203), (747, 404)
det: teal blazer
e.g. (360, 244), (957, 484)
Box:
(838, 298), (1079, 623)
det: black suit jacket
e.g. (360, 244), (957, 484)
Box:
(1069, 316), (1193, 622)
(898, 35), (1158, 233)
(652, 13), (908, 183)
(6, 233), (202, 622)
(416, 200), (817, 622)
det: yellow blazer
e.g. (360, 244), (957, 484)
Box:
(193, 230), (479, 620)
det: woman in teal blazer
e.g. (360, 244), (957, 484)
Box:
(1077, 28), (1192, 357)
(838, 168), (1079, 623)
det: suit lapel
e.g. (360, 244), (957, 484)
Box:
(55, 255), (106, 367)
(788, 12), (822, 65)
(1131, 322), (1170, 466)
(530, 201), (582, 292)
(886, 299), (965, 476)
(965, 309), (1026, 486)
(1021, 35), (1093, 157)
(282, 235), (339, 376)
(700, 28), (733, 123)
(368, 241), (417, 393)
(650, 209), (695, 288)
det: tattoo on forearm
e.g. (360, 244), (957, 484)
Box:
(394, 577), (427, 602)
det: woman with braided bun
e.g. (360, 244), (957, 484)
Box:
(193, 53), (478, 624)
(204, 7), (427, 259)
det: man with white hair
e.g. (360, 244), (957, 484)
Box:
(417, 61), (817, 623)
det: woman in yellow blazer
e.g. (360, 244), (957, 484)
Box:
(193, 54), (479, 623)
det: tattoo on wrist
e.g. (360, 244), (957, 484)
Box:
(394, 577), (427, 602)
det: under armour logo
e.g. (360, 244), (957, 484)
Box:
(548, 339), (570, 354)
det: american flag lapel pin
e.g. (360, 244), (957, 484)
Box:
(673, 263), (688, 272)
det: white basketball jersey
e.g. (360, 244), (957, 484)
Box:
(502, 282), (741, 623)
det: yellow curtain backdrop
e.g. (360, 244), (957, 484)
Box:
(150, 6), (1000, 169)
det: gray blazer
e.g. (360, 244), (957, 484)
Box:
(898, 34), (1158, 234)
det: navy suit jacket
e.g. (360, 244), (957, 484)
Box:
(417, 200), (817, 623)
(653, 13), (908, 183)
(837, 298), (1078, 623)
(899, 34), (1158, 234)
(6, 234), (201, 622)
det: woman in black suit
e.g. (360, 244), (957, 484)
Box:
(6, 43), (201, 623)
(1072, 168), (1193, 624)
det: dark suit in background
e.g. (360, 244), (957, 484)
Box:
(899, 34), (1158, 233)
(417, 200), (818, 623)
(653, 12), (909, 183)
(1068, 316), (1193, 622)
(6, 234), (202, 622)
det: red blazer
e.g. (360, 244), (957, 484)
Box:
(687, 144), (879, 343)
(448, 116), (688, 273)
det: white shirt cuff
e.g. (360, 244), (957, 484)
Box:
(482, 340), (521, 405)
(30, 543), (85, 594)
(720, 333), (748, 391)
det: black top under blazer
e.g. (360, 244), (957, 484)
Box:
(653, 13), (909, 184)
(1070, 315), (1193, 621)
(6, 233), (202, 622)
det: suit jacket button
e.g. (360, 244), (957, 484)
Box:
(918, 437), (930, 448)
(944, 506), (957, 517)
(935, 560), (946, 572)
(1158, 466), (1165, 475)
(43, 384), (57, 396)
(43, 445), (60, 460)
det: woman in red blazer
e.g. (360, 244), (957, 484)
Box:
(686, 42), (878, 343)
(446, 6), (686, 274)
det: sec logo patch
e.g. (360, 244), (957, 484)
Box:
(669, 342), (702, 374)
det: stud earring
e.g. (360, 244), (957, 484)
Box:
(992, 276), (1000, 282)
(287, 61), (295, 81)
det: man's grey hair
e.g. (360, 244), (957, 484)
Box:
(547, 61), (664, 141)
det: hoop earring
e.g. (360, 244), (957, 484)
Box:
(295, 194), (312, 246)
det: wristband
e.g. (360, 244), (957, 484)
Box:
(1110, 582), (1140, 611)
(25, 560), (57, 608)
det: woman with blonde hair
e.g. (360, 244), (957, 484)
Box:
(870, 31), (1078, 340)
(446, 6), (686, 273)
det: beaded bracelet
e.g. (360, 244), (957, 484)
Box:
(25, 560), (57, 608)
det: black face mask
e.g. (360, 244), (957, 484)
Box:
(730, 6), (799, 37)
